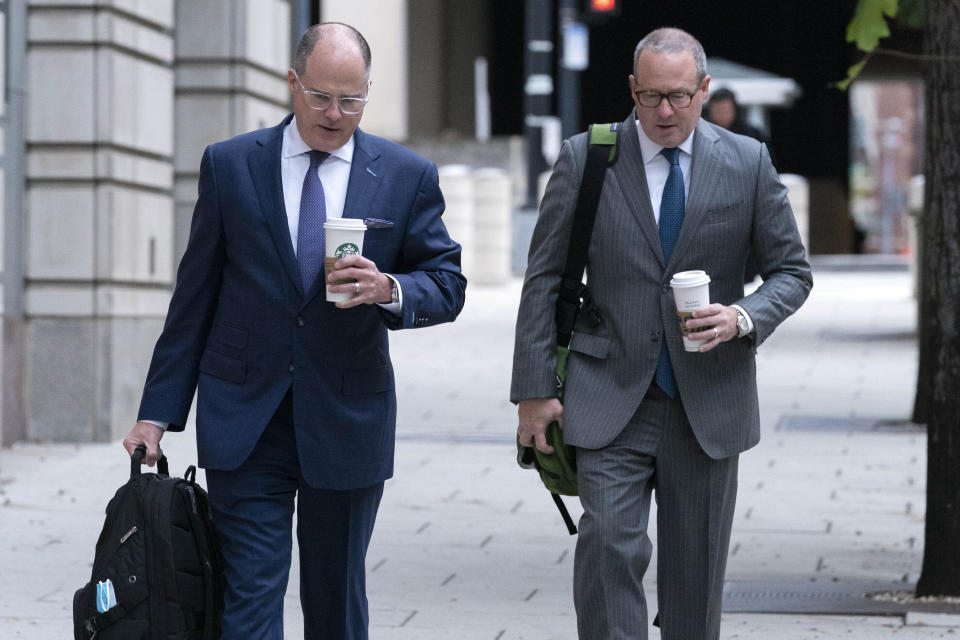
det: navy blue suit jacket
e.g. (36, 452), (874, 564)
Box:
(138, 115), (466, 489)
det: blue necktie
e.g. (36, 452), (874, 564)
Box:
(654, 147), (684, 398)
(297, 150), (329, 291)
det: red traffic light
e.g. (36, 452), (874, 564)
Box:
(590, 0), (617, 11)
(586, 0), (620, 18)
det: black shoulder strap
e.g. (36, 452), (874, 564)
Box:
(551, 493), (578, 535)
(556, 122), (619, 347)
(544, 123), (618, 535)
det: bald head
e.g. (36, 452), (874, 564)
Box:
(293, 22), (371, 80)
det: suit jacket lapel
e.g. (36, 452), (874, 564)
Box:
(342, 128), (384, 223)
(670, 120), (722, 267)
(302, 128), (384, 305)
(248, 114), (305, 296)
(610, 112), (665, 267)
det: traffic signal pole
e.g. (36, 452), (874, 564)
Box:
(522, 0), (554, 209)
(559, 0), (583, 140)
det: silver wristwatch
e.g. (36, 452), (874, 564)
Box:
(735, 308), (750, 338)
(390, 281), (400, 304)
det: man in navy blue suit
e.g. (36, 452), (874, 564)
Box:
(123, 22), (466, 639)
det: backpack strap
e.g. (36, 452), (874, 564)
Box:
(181, 480), (221, 639)
(556, 122), (619, 348)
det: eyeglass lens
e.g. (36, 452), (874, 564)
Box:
(636, 92), (692, 108)
(304, 92), (365, 114)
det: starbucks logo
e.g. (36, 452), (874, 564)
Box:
(335, 243), (360, 258)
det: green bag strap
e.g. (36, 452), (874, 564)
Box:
(538, 123), (619, 535)
(556, 122), (619, 348)
(588, 121), (619, 163)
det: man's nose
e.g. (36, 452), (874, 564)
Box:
(657, 99), (676, 117)
(326, 101), (342, 120)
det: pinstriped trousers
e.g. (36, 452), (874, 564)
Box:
(573, 384), (738, 640)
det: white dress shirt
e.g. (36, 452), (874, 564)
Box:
(282, 117), (402, 313)
(634, 120), (754, 335)
(281, 117), (355, 246)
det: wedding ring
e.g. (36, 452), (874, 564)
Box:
(713, 327), (719, 339)
(354, 281), (361, 294)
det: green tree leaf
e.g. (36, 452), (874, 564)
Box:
(833, 58), (870, 90)
(846, 0), (899, 51)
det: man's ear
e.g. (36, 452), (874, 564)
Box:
(700, 74), (711, 96)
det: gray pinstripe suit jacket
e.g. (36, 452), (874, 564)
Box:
(511, 114), (812, 459)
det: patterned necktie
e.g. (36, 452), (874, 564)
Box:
(654, 147), (685, 398)
(297, 150), (329, 291)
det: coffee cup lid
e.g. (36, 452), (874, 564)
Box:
(670, 270), (710, 288)
(323, 218), (367, 230)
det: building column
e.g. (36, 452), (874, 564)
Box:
(23, 1), (176, 441)
(322, 0), (408, 141)
(0, 0), (20, 446)
(173, 0), (292, 258)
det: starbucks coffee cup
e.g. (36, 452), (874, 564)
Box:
(670, 270), (711, 352)
(324, 218), (367, 302)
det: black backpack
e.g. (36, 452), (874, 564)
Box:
(73, 446), (224, 640)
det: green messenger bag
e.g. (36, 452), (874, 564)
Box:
(517, 346), (577, 496)
(516, 123), (619, 535)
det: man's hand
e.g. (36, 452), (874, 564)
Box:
(517, 398), (564, 454)
(327, 254), (394, 308)
(684, 303), (739, 352)
(122, 421), (165, 467)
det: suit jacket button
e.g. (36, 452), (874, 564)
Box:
(288, 365), (295, 373)
(296, 318), (304, 327)
(661, 284), (670, 294)
(650, 332), (659, 342)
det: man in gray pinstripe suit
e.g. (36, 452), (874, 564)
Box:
(512, 28), (812, 640)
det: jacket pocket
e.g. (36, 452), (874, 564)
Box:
(342, 365), (393, 395)
(703, 200), (747, 225)
(213, 322), (247, 349)
(198, 349), (246, 383)
(568, 332), (610, 359)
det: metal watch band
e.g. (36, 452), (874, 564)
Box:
(736, 308), (749, 338)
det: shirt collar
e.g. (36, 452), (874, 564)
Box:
(634, 119), (696, 166)
(282, 115), (354, 164)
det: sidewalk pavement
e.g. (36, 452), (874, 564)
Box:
(3, 267), (956, 639)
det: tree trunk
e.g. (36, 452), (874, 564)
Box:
(912, 322), (931, 425)
(915, 0), (960, 598)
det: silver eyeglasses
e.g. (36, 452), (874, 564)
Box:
(293, 70), (368, 115)
(634, 79), (703, 109)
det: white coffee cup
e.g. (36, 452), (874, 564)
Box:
(670, 270), (711, 352)
(324, 218), (367, 302)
